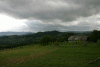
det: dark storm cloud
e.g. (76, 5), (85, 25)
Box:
(0, 0), (100, 32)
(0, 0), (100, 22)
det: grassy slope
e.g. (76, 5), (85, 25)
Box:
(0, 43), (100, 67)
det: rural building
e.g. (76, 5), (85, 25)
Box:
(68, 36), (88, 42)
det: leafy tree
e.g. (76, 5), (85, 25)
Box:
(57, 37), (65, 42)
(88, 30), (100, 42)
(40, 35), (52, 46)
(51, 37), (57, 43)
(57, 32), (74, 42)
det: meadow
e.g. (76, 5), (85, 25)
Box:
(0, 42), (100, 67)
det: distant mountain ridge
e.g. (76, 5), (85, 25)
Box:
(0, 31), (92, 36)
(0, 32), (34, 36)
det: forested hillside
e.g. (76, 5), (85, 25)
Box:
(0, 31), (72, 45)
(0, 30), (93, 49)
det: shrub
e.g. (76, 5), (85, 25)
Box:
(54, 41), (59, 46)
(75, 40), (82, 44)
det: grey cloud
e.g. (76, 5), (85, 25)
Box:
(24, 20), (92, 32)
(0, 0), (100, 22)
(0, 0), (100, 32)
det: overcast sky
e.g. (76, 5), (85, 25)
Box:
(0, 0), (100, 32)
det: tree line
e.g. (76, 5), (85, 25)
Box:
(0, 31), (75, 49)
(1, 30), (99, 49)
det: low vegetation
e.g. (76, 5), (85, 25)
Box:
(0, 30), (100, 67)
(0, 42), (100, 67)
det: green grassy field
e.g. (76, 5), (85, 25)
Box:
(0, 43), (100, 67)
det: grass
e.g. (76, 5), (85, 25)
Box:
(0, 43), (100, 67)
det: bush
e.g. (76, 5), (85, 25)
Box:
(54, 41), (59, 46)
(75, 40), (82, 44)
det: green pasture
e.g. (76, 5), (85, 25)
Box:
(0, 42), (100, 67)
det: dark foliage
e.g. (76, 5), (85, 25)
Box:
(40, 35), (54, 46)
(0, 30), (91, 49)
(88, 30), (100, 42)
(57, 32), (74, 42)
